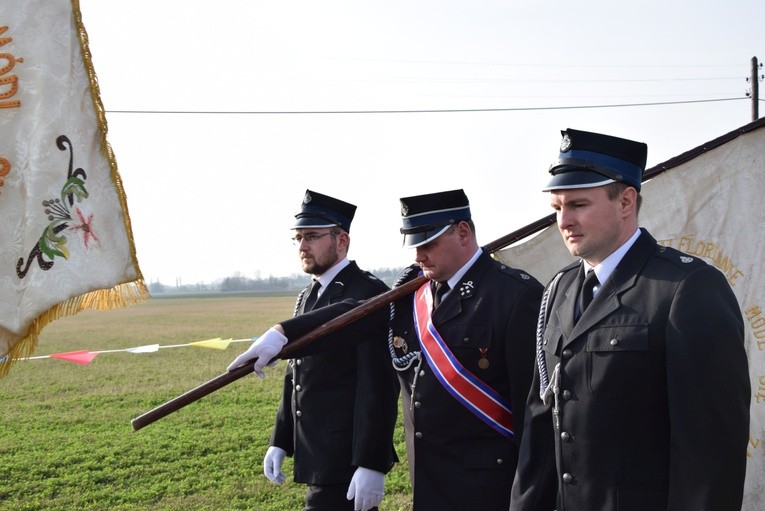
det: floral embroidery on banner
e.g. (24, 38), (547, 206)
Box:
(16, 135), (97, 279)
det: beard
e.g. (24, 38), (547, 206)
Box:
(300, 242), (339, 276)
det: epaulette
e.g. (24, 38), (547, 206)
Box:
(495, 261), (537, 285)
(361, 270), (381, 282)
(655, 245), (708, 272)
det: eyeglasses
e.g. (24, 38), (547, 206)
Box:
(291, 232), (336, 246)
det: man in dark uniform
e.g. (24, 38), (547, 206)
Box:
(510, 129), (751, 510)
(229, 190), (398, 511)
(236, 189), (543, 511)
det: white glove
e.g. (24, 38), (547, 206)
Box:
(263, 446), (287, 485)
(227, 327), (287, 377)
(346, 466), (385, 511)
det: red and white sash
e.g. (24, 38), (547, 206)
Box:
(412, 281), (514, 439)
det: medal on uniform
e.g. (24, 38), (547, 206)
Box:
(478, 348), (489, 369)
(393, 335), (408, 353)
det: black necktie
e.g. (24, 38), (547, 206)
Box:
(303, 280), (322, 311)
(578, 269), (599, 318)
(433, 281), (450, 308)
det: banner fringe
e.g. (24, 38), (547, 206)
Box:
(0, 279), (149, 378)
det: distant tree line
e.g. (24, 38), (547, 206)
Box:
(148, 267), (407, 295)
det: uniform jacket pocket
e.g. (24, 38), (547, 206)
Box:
(584, 323), (650, 397)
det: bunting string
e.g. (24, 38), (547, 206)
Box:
(11, 337), (255, 365)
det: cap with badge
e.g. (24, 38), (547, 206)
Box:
(544, 128), (648, 192)
(399, 189), (471, 248)
(292, 189), (356, 232)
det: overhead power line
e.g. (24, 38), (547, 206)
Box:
(315, 56), (747, 70)
(106, 97), (745, 115)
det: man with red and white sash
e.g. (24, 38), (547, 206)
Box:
(234, 189), (542, 510)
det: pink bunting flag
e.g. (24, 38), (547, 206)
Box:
(49, 350), (98, 365)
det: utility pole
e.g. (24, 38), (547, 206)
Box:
(750, 56), (760, 121)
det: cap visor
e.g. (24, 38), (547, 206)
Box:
(292, 216), (338, 229)
(402, 226), (451, 248)
(543, 169), (615, 192)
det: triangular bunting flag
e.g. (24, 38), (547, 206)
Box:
(125, 344), (160, 354)
(49, 350), (97, 365)
(189, 338), (231, 350)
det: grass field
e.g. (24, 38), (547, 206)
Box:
(0, 295), (413, 511)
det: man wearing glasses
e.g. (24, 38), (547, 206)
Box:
(232, 189), (543, 510)
(229, 190), (398, 511)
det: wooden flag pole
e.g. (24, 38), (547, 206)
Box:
(131, 218), (558, 431)
(130, 275), (426, 431)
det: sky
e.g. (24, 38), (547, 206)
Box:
(76, 0), (764, 286)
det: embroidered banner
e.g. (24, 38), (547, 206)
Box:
(0, 0), (148, 376)
(496, 119), (765, 510)
(412, 281), (514, 438)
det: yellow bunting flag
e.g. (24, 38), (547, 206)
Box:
(0, 0), (148, 377)
(189, 338), (232, 350)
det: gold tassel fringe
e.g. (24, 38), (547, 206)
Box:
(0, 279), (149, 378)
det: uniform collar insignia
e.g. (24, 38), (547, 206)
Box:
(459, 280), (475, 298)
